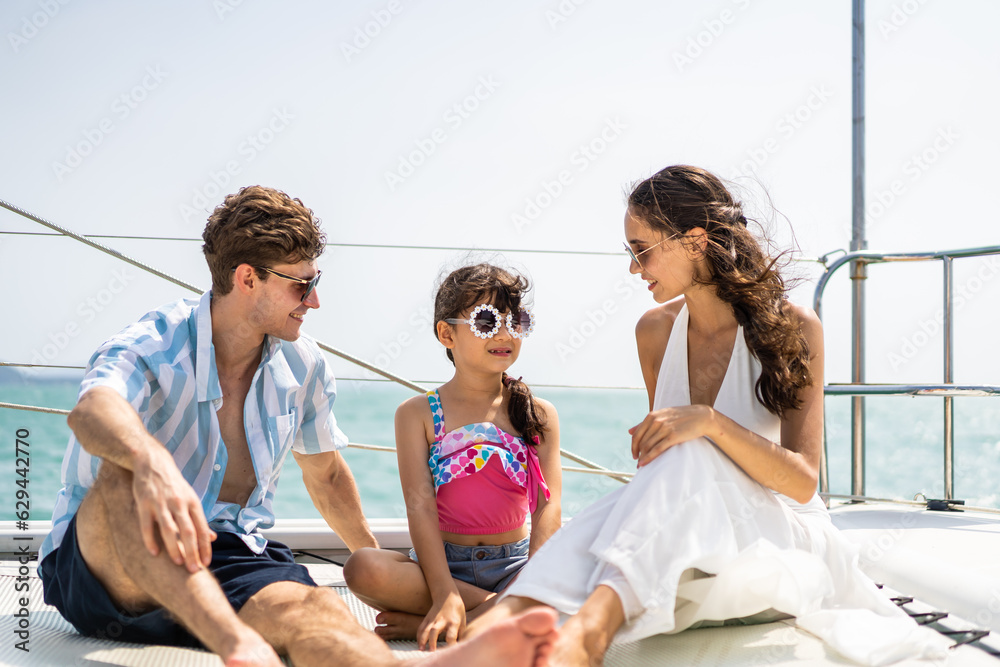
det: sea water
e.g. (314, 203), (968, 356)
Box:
(1, 376), (997, 523)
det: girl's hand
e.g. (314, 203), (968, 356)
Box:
(417, 592), (466, 651)
(629, 405), (716, 467)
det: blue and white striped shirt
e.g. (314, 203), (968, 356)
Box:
(39, 291), (348, 568)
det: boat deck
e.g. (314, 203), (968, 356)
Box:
(2, 504), (1000, 665)
(0, 552), (997, 666)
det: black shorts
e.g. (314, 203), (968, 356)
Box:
(39, 514), (317, 647)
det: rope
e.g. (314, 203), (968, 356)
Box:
(0, 198), (630, 481)
(0, 402), (70, 416)
(0, 198), (427, 393)
(0, 229), (826, 263)
(0, 363), (645, 392)
(0, 402), (639, 480)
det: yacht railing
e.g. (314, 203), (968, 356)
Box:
(813, 245), (1000, 501)
(6, 197), (1000, 504)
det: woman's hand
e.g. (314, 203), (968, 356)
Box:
(629, 404), (716, 467)
(417, 591), (466, 651)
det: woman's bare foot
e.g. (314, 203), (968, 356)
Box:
(413, 607), (558, 667)
(547, 617), (595, 667)
(375, 610), (423, 641)
(464, 595), (543, 640)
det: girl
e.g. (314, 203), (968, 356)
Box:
(467, 166), (944, 666)
(345, 263), (562, 652)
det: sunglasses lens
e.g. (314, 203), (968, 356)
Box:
(301, 273), (321, 301)
(514, 309), (532, 332)
(473, 311), (498, 335)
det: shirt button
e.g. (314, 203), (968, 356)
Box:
(475, 550), (486, 560)
(214, 464), (222, 471)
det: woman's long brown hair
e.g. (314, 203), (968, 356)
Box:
(628, 165), (812, 416)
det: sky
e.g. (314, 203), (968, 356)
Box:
(1, 0), (999, 394)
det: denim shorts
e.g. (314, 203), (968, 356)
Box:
(39, 514), (316, 647)
(410, 537), (529, 593)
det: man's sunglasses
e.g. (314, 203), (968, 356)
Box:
(232, 266), (322, 302)
(446, 303), (535, 339)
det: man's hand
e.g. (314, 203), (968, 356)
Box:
(132, 446), (216, 572)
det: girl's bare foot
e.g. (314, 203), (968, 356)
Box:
(374, 610), (423, 641)
(413, 607), (558, 667)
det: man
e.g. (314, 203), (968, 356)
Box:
(38, 186), (557, 666)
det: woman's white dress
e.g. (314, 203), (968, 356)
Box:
(504, 305), (947, 666)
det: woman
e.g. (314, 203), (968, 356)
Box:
(466, 166), (944, 666)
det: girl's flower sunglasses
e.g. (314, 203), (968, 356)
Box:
(446, 304), (535, 340)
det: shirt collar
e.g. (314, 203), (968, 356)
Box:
(195, 290), (222, 403)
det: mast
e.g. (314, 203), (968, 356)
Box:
(850, 0), (867, 497)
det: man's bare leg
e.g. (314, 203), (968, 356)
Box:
(239, 582), (402, 667)
(76, 463), (280, 666)
(239, 581), (559, 667)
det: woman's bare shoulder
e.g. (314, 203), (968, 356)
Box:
(783, 301), (823, 341)
(635, 297), (685, 345)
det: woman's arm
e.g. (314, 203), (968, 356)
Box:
(630, 305), (824, 504)
(395, 397), (466, 649)
(528, 399), (562, 555)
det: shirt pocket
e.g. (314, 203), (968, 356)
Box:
(265, 410), (297, 461)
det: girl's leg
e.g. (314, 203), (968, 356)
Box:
(343, 548), (494, 640)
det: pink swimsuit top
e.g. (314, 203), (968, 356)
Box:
(426, 390), (550, 535)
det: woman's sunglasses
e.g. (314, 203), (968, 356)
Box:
(446, 303), (535, 339)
